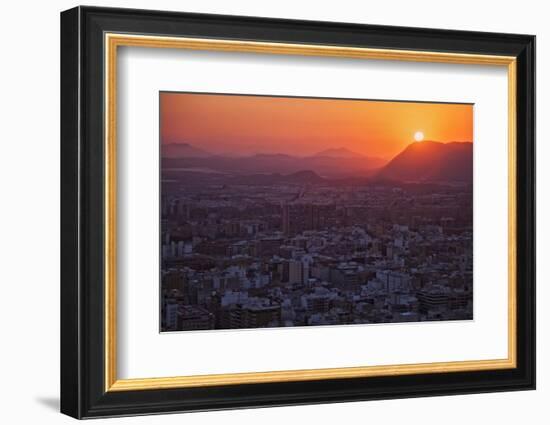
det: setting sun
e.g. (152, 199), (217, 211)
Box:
(414, 131), (424, 142)
(161, 93), (472, 159)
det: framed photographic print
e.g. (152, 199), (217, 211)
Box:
(60, 6), (536, 419)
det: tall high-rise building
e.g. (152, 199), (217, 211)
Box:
(288, 260), (303, 285)
(282, 203), (291, 236)
(305, 204), (321, 230)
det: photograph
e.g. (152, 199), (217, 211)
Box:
(160, 92), (474, 332)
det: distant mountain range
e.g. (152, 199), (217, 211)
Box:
(375, 141), (472, 183)
(162, 143), (386, 178)
(162, 141), (472, 183)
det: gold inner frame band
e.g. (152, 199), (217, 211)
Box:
(104, 33), (517, 392)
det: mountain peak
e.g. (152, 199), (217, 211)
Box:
(377, 140), (472, 183)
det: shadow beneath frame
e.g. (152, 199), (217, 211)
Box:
(35, 396), (59, 412)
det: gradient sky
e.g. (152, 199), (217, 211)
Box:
(160, 92), (473, 159)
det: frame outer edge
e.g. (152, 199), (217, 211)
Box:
(60, 6), (83, 419)
(531, 36), (536, 390)
(522, 36), (536, 389)
(63, 6), (536, 418)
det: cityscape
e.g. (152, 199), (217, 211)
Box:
(160, 92), (473, 332)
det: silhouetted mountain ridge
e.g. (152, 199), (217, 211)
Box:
(376, 141), (472, 182)
(162, 141), (472, 182)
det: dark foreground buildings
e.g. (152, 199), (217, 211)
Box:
(161, 175), (473, 332)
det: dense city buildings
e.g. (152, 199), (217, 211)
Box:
(160, 170), (473, 332)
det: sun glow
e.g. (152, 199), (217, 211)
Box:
(162, 92), (473, 158)
(414, 131), (424, 142)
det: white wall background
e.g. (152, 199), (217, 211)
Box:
(0, 0), (545, 423)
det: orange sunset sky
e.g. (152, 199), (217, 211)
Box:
(160, 92), (473, 160)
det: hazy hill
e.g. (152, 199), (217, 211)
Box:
(162, 145), (386, 178)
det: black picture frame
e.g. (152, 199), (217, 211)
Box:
(61, 5), (535, 419)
